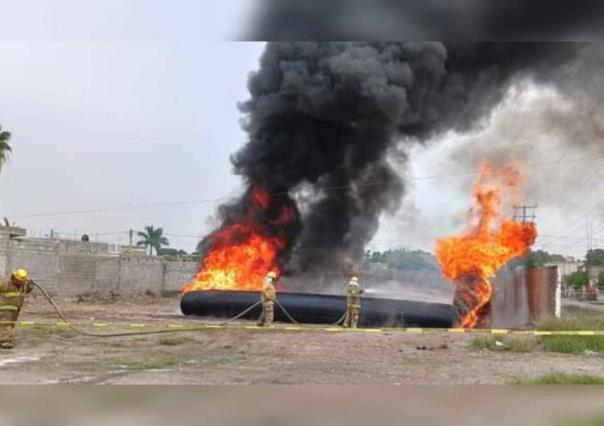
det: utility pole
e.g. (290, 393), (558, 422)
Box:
(586, 217), (592, 288)
(586, 218), (593, 252)
(514, 204), (538, 275)
(513, 204), (537, 224)
(129, 228), (133, 247)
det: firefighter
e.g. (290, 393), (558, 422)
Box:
(257, 271), (277, 327)
(0, 269), (34, 349)
(343, 276), (363, 328)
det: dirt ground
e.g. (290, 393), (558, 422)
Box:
(0, 293), (602, 384)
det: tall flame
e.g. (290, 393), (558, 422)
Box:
(181, 186), (292, 293)
(435, 162), (537, 328)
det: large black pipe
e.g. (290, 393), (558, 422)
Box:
(181, 290), (452, 328)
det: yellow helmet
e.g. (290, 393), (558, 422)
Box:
(350, 276), (359, 283)
(13, 268), (28, 282)
(266, 271), (277, 280)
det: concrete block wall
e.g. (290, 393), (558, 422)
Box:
(0, 236), (11, 279)
(164, 261), (199, 292)
(95, 257), (121, 293)
(6, 238), (61, 292)
(118, 257), (166, 293)
(0, 234), (199, 296)
(58, 254), (98, 294)
(58, 240), (110, 254)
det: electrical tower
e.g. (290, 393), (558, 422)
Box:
(513, 204), (537, 224)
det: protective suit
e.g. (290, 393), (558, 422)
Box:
(257, 272), (277, 327)
(0, 269), (33, 349)
(343, 276), (363, 328)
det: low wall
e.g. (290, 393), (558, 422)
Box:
(0, 235), (199, 295)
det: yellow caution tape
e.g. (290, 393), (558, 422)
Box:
(576, 331), (596, 336)
(0, 305), (19, 311)
(2, 319), (604, 335)
(129, 323), (147, 329)
(167, 324), (185, 329)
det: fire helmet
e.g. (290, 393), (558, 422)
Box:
(266, 271), (277, 280)
(13, 268), (29, 282)
(349, 276), (359, 285)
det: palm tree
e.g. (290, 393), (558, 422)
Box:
(0, 126), (12, 171)
(136, 226), (169, 256)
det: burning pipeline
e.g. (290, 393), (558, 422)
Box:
(435, 161), (538, 328)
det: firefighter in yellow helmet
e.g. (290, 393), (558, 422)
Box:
(257, 271), (277, 327)
(343, 276), (363, 328)
(0, 269), (34, 349)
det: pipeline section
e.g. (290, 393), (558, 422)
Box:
(181, 290), (453, 328)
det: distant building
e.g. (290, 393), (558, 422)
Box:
(586, 264), (604, 285)
(546, 261), (583, 287)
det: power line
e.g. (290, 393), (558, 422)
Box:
(513, 204), (537, 223)
(8, 153), (604, 220)
(529, 92), (604, 238)
(9, 196), (233, 219)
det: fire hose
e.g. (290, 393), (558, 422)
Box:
(29, 281), (328, 337)
(271, 299), (346, 326)
(31, 281), (228, 337)
(272, 299), (300, 325)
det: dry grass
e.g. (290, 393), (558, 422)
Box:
(157, 336), (194, 346)
(470, 335), (536, 353)
(109, 355), (182, 371)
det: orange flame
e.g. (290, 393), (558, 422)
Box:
(181, 222), (285, 293)
(435, 162), (537, 328)
(181, 186), (290, 293)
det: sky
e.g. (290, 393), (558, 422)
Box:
(0, 41), (267, 250)
(0, 1), (263, 251)
(0, 2), (601, 258)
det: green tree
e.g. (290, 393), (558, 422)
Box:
(157, 248), (187, 257)
(586, 249), (604, 266)
(363, 248), (439, 271)
(136, 226), (169, 256)
(509, 249), (567, 270)
(0, 125), (12, 170)
(563, 270), (589, 287)
(597, 271), (604, 288)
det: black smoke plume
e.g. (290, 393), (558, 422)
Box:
(244, 0), (604, 41)
(201, 42), (579, 288)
